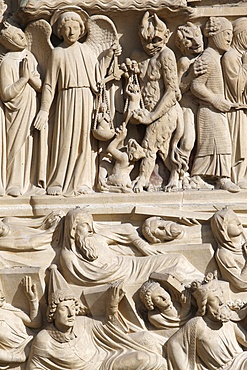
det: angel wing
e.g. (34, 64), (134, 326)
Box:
(25, 19), (54, 82)
(84, 15), (119, 58)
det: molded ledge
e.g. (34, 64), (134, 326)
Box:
(19, 0), (190, 13)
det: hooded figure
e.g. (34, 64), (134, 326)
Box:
(211, 208), (247, 291)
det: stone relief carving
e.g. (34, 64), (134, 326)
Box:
(0, 276), (41, 368)
(0, 206), (247, 368)
(27, 265), (167, 370)
(222, 17), (247, 190)
(190, 17), (240, 193)
(0, 1), (247, 369)
(139, 280), (193, 331)
(60, 208), (203, 286)
(211, 208), (247, 292)
(166, 272), (247, 370)
(0, 4), (245, 195)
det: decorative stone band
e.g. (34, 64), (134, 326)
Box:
(19, 0), (189, 13)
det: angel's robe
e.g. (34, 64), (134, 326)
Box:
(42, 41), (102, 195)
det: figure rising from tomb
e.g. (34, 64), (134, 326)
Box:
(123, 12), (184, 193)
(166, 272), (247, 370)
(139, 280), (193, 332)
(27, 264), (167, 370)
(0, 21), (42, 197)
(34, 6), (121, 196)
(0, 276), (41, 368)
(211, 208), (247, 292)
(190, 17), (240, 192)
(222, 18), (247, 189)
(60, 208), (203, 287)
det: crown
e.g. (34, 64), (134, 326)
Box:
(190, 271), (221, 316)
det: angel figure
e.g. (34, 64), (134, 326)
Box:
(0, 21), (42, 197)
(34, 6), (121, 196)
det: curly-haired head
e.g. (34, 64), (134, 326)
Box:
(57, 12), (85, 39)
(47, 289), (80, 323)
(139, 281), (162, 310)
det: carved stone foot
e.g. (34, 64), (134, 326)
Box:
(216, 178), (240, 193)
(133, 178), (148, 193)
(190, 176), (214, 190)
(164, 171), (181, 192)
(7, 187), (21, 197)
(47, 186), (62, 196)
(182, 175), (192, 190)
(76, 185), (94, 195)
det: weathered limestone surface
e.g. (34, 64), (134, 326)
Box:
(0, 1), (246, 369)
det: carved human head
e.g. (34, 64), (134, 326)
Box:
(99, 102), (108, 113)
(65, 208), (94, 241)
(175, 22), (204, 56)
(47, 288), (80, 325)
(0, 22), (27, 51)
(211, 208), (244, 251)
(139, 11), (170, 56)
(232, 17), (247, 50)
(140, 281), (172, 311)
(142, 216), (184, 244)
(64, 209), (97, 261)
(204, 17), (233, 53)
(57, 11), (85, 44)
(127, 139), (145, 162)
(191, 272), (231, 322)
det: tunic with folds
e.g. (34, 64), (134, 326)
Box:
(191, 47), (232, 178)
(0, 50), (40, 194)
